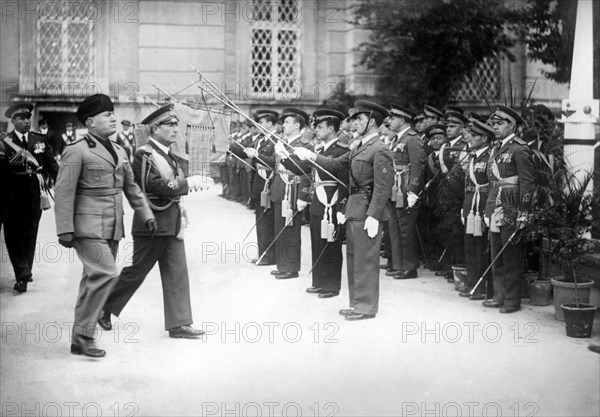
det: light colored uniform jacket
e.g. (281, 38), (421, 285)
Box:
(55, 133), (153, 240)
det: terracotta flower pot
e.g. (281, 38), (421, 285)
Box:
(551, 278), (594, 321)
(561, 303), (597, 338)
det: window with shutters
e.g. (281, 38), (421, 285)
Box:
(451, 56), (501, 102)
(250, 0), (302, 100)
(35, 1), (95, 92)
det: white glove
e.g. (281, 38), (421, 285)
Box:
(244, 148), (258, 158)
(406, 191), (419, 208)
(296, 199), (308, 212)
(187, 175), (214, 191)
(517, 213), (529, 230)
(293, 147), (316, 161)
(364, 216), (379, 239)
(484, 217), (490, 228)
(274, 142), (290, 159)
(460, 209), (465, 225)
(336, 212), (347, 225)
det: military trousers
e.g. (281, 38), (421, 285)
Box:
(464, 232), (491, 294)
(309, 214), (342, 292)
(254, 198), (275, 264)
(273, 202), (302, 273)
(490, 224), (523, 307)
(384, 200), (402, 271)
(2, 207), (42, 282)
(72, 238), (119, 338)
(396, 205), (420, 271)
(346, 219), (383, 316)
(104, 236), (193, 330)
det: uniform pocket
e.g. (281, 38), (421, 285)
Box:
(74, 207), (103, 238)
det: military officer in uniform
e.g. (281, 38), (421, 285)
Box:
(484, 105), (535, 313)
(1, 103), (58, 292)
(459, 119), (495, 299)
(98, 103), (208, 339)
(294, 101), (394, 320)
(245, 108), (313, 279)
(55, 94), (156, 357)
(278, 109), (350, 298)
(115, 120), (136, 162)
(387, 104), (427, 279)
(231, 110), (278, 265)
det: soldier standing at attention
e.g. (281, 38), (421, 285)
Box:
(245, 108), (313, 280)
(459, 119), (495, 300)
(1, 103), (58, 293)
(293, 101), (394, 320)
(278, 109), (350, 298)
(484, 105), (535, 314)
(387, 104), (427, 279)
(55, 94), (156, 357)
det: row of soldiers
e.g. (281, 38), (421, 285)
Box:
(225, 100), (534, 319)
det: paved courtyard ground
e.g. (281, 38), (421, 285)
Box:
(1, 187), (599, 417)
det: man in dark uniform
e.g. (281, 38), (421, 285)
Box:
(484, 105), (535, 313)
(1, 103), (59, 292)
(435, 110), (470, 280)
(459, 119), (495, 299)
(245, 108), (313, 279)
(387, 104), (427, 279)
(98, 103), (208, 339)
(294, 101), (394, 320)
(55, 94), (156, 357)
(231, 110), (278, 265)
(115, 120), (135, 162)
(279, 109), (350, 298)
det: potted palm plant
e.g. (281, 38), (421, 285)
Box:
(526, 169), (596, 335)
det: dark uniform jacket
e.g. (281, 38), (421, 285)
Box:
(316, 132), (394, 221)
(131, 140), (191, 237)
(258, 133), (313, 205)
(55, 134), (153, 240)
(2, 131), (59, 210)
(389, 127), (426, 195)
(283, 138), (350, 217)
(485, 134), (535, 220)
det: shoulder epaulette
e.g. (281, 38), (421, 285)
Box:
(29, 131), (45, 139)
(513, 137), (526, 146)
(67, 137), (86, 147)
(300, 137), (311, 145)
(335, 141), (349, 148)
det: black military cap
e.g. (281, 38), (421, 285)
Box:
(425, 123), (447, 138)
(254, 109), (279, 123)
(141, 103), (179, 126)
(444, 105), (464, 114)
(388, 104), (415, 121)
(312, 108), (346, 125)
(467, 119), (495, 139)
(424, 105), (444, 119)
(121, 120), (132, 126)
(77, 94), (115, 123)
(349, 100), (388, 121)
(279, 108), (309, 126)
(413, 112), (426, 122)
(445, 111), (469, 125)
(5, 103), (34, 119)
(490, 104), (524, 126)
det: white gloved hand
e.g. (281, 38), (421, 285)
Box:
(244, 148), (258, 158)
(516, 213), (529, 230)
(336, 212), (347, 225)
(296, 199), (308, 212)
(460, 209), (465, 225)
(406, 191), (419, 208)
(187, 175), (214, 191)
(364, 216), (379, 239)
(484, 217), (490, 228)
(274, 142), (290, 159)
(293, 147), (316, 161)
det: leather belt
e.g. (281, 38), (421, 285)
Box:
(76, 188), (119, 196)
